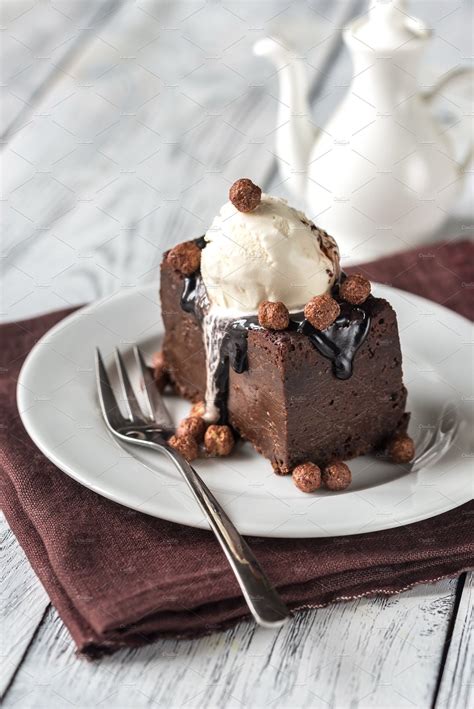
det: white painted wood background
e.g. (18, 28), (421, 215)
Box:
(1, 1), (472, 707)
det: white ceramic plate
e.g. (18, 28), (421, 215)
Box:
(17, 284), (472, 537)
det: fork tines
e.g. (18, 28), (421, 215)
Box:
(96, 346), (173, 431)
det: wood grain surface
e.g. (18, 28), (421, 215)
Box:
(1, 0), (472, 706)
(3, 510), (471, 708)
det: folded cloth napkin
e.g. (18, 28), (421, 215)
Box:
(1, 240), (473, 656)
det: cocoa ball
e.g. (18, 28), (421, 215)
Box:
(272, 463), (292, 476)
(151, 350), (169, 392)
(322, 461), (352, 491)
(340, 273), (371, 305)
(204, 425), (235, 456)
(168, 434), (199, 461)
(292, 462), (322, 493)
(190, 400), (206, 418)
(258, 300), (290, 330)
(177, 416), (206, 443)
(388, 435), (415, 463)
(229, 178), (262, 213)
(304, 294), (340, 331)
(167, 241), (201, 276)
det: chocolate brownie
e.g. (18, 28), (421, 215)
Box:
(160, 256), (408, 473)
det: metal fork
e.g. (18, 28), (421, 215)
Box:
(95, 346), (290, 629)
(410, 401), (460, 472)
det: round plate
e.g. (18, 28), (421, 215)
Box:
(17, 284), (472, 537)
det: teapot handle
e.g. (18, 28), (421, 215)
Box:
(423, 67), (474, 172)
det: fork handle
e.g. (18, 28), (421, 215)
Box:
(159, 443), (290, 628)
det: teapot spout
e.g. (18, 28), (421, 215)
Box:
(254, 37), (316, 199)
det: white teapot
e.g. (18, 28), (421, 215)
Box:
(255, 0), (473, 262)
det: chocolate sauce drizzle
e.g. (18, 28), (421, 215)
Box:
(181, 236), (208, 316)
(181, 251), (372, 420)
(181, 275), (201, 315)
(295, 304), (371, 380)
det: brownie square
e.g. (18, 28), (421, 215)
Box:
(160, 257), (408, 473)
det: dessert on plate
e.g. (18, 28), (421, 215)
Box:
(157, 179), (414, 492)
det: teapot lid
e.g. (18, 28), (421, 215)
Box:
(348, 0), (429, 50)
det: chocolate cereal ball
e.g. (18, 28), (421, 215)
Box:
(168, 434), (199, 461)
(258, 300), (290, 330)
(322, 461), (352, 491)
(388, 435), (415, 463)
(304, 294), (340, 331)
(292, 462), (322, 493)
(340, 274), (371, 305)
(177, 416), (206, 443)
(229, 178), (262, 213)
(190, 400), (206, 418)
(204, 425), (235, 457)
(167, 241), (201, 276)
(151, 350), (169, 392)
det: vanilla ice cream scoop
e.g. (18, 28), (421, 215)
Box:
(200, 192), (340, 313)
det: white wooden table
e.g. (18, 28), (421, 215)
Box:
(1, 1), (472, 706)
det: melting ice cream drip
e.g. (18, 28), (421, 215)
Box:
(193, 277), (230, 422)
(202, 311), (231, 422)
(180, 272), (230, 422)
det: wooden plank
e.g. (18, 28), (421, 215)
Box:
(435, 572), (473, 709)
(3, 578), (458, 708)
(1, 0), (358, 692)
(2, 1), (469, 706)
(1, 0), (355, 323)
(4, 0), (471, 322)
(0, 0), (125, 140)
(0, 515), (49, 699)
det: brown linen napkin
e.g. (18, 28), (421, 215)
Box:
(1, 240), (473, 656)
